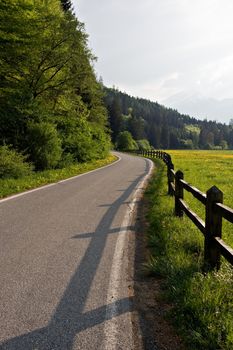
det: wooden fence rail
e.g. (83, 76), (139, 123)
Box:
(134, 149), (233, 270)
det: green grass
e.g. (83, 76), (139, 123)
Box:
(168, 150), (233, 247)
(145, 155), (233, 350)
(0, 154), (117, 198)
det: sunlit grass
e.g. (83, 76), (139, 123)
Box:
(167, 150), (233, 247)
(144, 157), (233, 349)
(0, 154), (117, 198)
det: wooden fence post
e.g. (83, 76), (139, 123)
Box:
(162, 152), (165, 162)
(204, 186), (223, 270)
(167, 163), (174, 196)
(175, 170), (184, 217)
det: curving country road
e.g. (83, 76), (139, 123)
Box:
(0, 152), (153, 350)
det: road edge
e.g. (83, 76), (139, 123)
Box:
(104, 156), (154, 349)
(0, 154), (121, 204)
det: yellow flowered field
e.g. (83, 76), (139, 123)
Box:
(168, 150), (233, 204)
(166, 150), (233, 245)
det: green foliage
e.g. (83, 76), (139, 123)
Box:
(105, 87), (233, 150)
(180, 139), (194, 149)
(220, 140), (228, 149)
(60, 0), (73, 12)
(58, 152), (75, 168)
(145, 158), (233, 349)
(136, 139), (151, 150)
(0, 145), (32, 179)
(89, 123), (111, 159)
(116, 131), (137, 151)
(128, 114), (145, 140)
(27, 122), (62, 170)
(108, 97), (123, 143)
(0, 0), (110, 168)
(185, 124), (201, 134)
(57, 112), (111, 162)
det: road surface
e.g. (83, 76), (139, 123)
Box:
(0, 152), (153, 350)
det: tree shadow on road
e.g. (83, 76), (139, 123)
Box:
(1, 161), (150, 350)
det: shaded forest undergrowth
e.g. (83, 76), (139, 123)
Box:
(143, 159), (233, 350)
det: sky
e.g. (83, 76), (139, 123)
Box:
(73, 0), (233, 123)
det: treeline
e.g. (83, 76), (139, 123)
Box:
(0, 0), (110, 176)
(105, 87), (233, 150)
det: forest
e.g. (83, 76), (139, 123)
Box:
(0, 0), (110, 176)
(1, 0), (233, 181)
(105, 87), (233, 150)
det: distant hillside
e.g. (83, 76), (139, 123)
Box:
(164, 93), (233, 124)
(104, 87), (233, 150)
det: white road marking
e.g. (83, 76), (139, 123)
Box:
(0, 155), (121, 204)
(104, 157), (154, 350)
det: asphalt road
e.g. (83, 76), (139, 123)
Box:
(0, 152), (153, 350)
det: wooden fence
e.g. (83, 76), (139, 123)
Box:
(135, 149), (233, 271)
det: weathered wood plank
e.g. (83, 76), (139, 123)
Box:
(175, 171), (184, 217)
(171, 182), (175, 194)
(214, 237), (233, 265)
(179, 199), (205, 235)
(170, 168), (175, 176)
(167, 163), (175, 196)
(180, 179), (207, 205)
(215, 203), (233, 224)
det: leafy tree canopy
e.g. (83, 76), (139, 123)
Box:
(0, 0), (110, 169)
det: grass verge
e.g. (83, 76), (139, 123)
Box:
(145, 158), (233, 350)
(0, 154), (117, 198)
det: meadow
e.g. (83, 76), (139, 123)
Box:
(168, 150), (233, 247)
(145, 150), (233, 349)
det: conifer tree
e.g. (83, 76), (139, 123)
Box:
(108, 98), (122, 142)
(60, 0), (72, 12)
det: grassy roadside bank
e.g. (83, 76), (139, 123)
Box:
(144, 158), (233, 349)
(0, 154), (117, 199)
